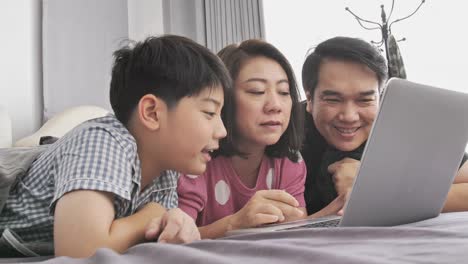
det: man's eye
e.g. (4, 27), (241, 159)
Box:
(324, 98), (340, 103)
(358, 98), (375, 104)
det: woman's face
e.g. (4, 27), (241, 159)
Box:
(234, 56), (292, 149)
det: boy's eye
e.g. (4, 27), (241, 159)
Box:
(203, 111), (216, 118)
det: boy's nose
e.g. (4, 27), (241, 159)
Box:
(215, 118), (227, 139)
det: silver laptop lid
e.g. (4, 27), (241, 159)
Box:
(340, 78), (468, 226)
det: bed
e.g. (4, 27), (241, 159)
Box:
(2, 211), (467, 263)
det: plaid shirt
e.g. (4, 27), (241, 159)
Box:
(0, 115), (178, 243)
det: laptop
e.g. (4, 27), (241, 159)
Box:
(226, 78), (468, 235)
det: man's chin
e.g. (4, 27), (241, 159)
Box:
(333, 142), (362, 152)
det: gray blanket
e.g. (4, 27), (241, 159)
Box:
(3, 212), (468, 264)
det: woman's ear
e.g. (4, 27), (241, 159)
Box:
(136, 94), (167, 131)
(305, 91), (313, 114)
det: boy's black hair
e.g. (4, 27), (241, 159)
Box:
(215, 39), (304, 162)
(110, 35), (232, 125)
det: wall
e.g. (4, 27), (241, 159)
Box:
(0, 0), (43, 141)
(128, 0), (164, 41)
(263, 0), (468, 98)
(263, 0), (468, 151)
(0, 0), (165, 141)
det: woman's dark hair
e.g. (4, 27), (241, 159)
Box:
(110, 35), (232, 126)
(215, 39), (304, 162)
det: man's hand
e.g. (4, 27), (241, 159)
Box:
(307, 194), (346, 219)
(328, 158), (360, 197)
(228, 190), (304, 230)
(145, 208), (200, 244)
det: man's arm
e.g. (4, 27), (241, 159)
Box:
(54, 190), (166, 258)
(443, 161), (468, 212)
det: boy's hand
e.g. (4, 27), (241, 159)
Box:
(144, 208), (200, 244)
(328, 158), (360, 197)
(229, 190), (304, 230)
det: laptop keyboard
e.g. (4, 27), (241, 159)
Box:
(283, 218), (341, 230)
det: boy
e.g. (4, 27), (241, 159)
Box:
(0, 35), (231, 258)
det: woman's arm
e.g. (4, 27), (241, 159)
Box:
(199, 190), (304, 239)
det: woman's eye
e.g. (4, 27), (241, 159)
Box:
(247, 90), (264, 95)
(279, 91), (290, 96)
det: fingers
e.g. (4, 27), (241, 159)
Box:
(252, 213), (282, 226)
(328, 158), (360, 174)
(268, 200), (304, 218)
(145, 217), (163, 241)
(157, 209), (200, 244)
(327, 161), (339, 174)
(308, 195), (345, 219)
(258, 190), (299, 207)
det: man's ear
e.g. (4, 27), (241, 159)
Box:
(136, 94), (166, 131)
(305, 91), (313, 114)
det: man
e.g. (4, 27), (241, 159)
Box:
(301, 36), (468, 214)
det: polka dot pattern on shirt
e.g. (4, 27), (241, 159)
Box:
(215, 180), (231, 205)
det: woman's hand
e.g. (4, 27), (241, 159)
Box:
(228, 190), (304, 230)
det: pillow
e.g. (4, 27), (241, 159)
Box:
(0, 106), (12, 148)
(14, 105), (109, 147)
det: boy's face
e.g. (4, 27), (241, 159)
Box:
(161, 86), (226, 175)
(306, 59), (380, 152)
(234, 56), (292, 149)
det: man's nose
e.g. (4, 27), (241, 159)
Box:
(338, 103), (360, 122)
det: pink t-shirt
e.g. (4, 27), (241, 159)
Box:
(177, 155), (306, 226)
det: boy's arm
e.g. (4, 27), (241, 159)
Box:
(54, 190), (166, 258)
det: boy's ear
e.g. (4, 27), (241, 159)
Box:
(305, 91), (313, 114)
(137, 94), (166, 131)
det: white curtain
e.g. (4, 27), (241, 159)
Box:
(204, 0), (265, 52)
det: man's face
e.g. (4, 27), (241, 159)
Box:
(306, 59), (380, 151)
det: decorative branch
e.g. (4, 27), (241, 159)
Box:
(345, 0), (425, 51)
(389, 0), (426, 32)
(345, 7), (382, 30)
